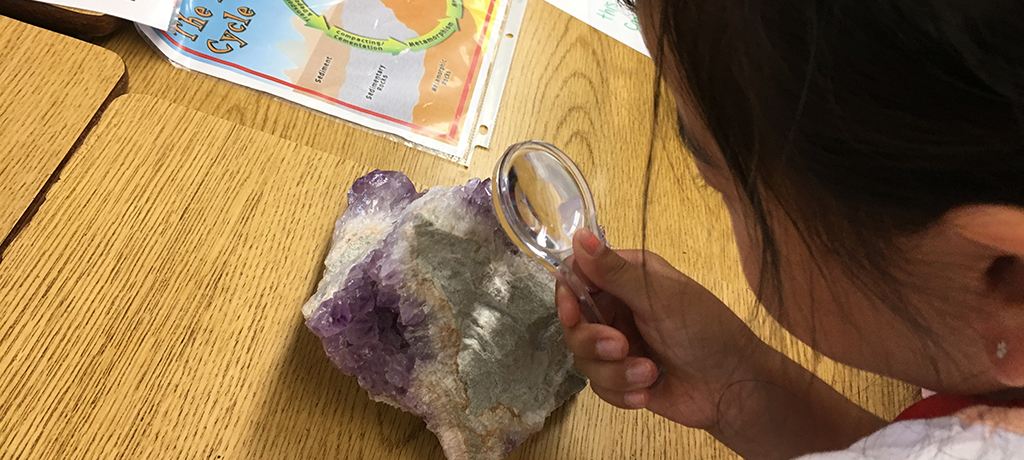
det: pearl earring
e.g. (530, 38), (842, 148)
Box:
(997, 340), (1008, 359)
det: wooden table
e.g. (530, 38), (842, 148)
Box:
(0, 1), (123, 38)
(0, 2), (918, 458)
(0, 15), (125, 258)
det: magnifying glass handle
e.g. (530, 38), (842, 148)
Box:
(556, 265), (607, 325)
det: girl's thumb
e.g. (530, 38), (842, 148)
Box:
(572, 229), (649, 309)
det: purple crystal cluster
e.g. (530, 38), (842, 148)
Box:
(305, 172), (425, 400)
(302, 171), (585, 460)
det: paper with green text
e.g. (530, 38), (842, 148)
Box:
(29, 0), (178, 29)
(545, 0), (647, 56)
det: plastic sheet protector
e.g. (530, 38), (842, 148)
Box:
(140, 0), (517, 164)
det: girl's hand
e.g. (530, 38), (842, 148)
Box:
(560, 230), (887, 458)
(558, 229), (765, 430)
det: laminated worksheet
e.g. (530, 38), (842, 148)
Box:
(139, 0), (523, 164)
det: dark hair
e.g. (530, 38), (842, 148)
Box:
(641, 0), (1024, 331)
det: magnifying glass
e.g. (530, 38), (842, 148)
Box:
(492, 141), (608, 325)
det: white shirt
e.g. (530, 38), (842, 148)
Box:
(797, 417), (1024, 459)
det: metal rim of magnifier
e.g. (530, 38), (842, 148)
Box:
(492, 140), (601, 271)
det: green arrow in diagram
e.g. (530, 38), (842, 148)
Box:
(406, 18), (459, 52)
(324, 27), (404, 54)
(284, 0), (318, 23)
(305, 14), (329, 32)
(380, 37), (407, 54)
(446, 0), (463, 19)
(283, 0), (464, 54)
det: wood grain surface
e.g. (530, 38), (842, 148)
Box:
(0, 1), (123, 38)
(0, 15), (126, 258)
(0, 94), (391, 459)
(0, 1), (920, 458)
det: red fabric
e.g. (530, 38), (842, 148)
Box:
(895, 393), (1024, 421)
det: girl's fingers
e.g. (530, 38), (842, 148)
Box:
(568, 256), (601, 293)
(556, 283), (581, 328)
(572, 230), (648, 306)
(574, 356), (660, 392)
(562, 321), (629, 361)
(589, 384), (651, 410)
(591, 290), (623, 326)
(559, 268), (621, 326)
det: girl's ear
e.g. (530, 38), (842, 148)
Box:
(951, 205), (1024, 254)
(948, 205), (1024, 386)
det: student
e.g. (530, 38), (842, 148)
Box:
(556, 1), (1024, 458)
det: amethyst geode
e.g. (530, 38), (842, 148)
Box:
(302, 170), (586, 460)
